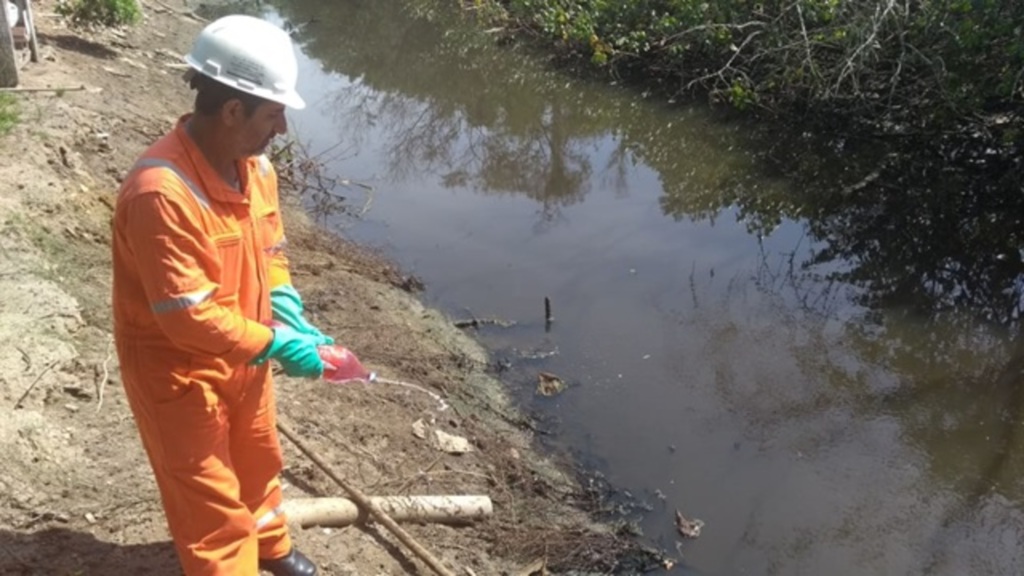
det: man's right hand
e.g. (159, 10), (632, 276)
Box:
(252, 325), (324, 378)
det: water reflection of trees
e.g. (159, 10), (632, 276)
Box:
(262, 0), (1024, 566)
(766, 130), (1024, 354)
(267, 0), (596, 223)
(273, 0), (1024, 455)
(264, 0), (1024, 337)
(268, 0), (764, 228)
(750, 132), (1024, 542)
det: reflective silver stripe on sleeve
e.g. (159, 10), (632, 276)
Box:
(150, 288), (215, 315)
(133, 158), (212, 210)
(254, 506), (284, 530)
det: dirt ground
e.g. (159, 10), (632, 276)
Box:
(0, 2), (656, 575)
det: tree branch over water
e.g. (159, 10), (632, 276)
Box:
(484, 0), (1024, 143)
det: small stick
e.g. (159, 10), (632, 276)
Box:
(544, 296), (553, 328)
(357, 184), (375, 218)
(452, 317), (515, 329)
(395, 454), (444, 495)
(276, 419), (458, 576)
(96, 336), (114, 412)
(15, 347), (30, 371)
(0, 85), (87, 93)
(14, 361), (57, 409)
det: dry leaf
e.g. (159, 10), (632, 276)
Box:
(536, 371), (565, 396)
(675, 509), (704, 539)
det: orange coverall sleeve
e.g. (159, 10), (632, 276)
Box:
(121, 191), (273, 364)
(262, 159), (293, 290)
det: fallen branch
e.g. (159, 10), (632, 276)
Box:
(453, 317), (516, 329)
(276, 419), (459, 576)
(394, 455), (444, 494)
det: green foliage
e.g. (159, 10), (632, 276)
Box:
(486, 0), (1024, 141)
(57, 0), (141, 27)
(0, 93), (19, 135)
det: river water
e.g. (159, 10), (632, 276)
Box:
(223, 1), (1024, 573)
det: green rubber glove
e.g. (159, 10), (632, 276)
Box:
(270, 284), (334, 345)
(252, 324), (324, 378)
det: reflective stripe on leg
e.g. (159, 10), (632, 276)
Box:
(255, 506), (283, 530)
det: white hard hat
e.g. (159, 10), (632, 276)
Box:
(184, 15), (305, 110)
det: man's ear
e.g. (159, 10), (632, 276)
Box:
(220, 99), (246, 127)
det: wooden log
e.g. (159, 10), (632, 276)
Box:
(282, 495), (493, 529)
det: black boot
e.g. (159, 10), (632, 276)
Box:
(259, 548), (317, 576)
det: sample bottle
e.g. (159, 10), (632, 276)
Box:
(318, 344), (375, 384)
(266, 320), (374, 384)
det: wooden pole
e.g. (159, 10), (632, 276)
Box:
(544, 296), (553, 331)
(276, 419), (458, 576)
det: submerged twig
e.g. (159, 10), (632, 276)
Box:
(453, 317), (516, 329)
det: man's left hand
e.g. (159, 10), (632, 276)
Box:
(270, 284), (334, 346)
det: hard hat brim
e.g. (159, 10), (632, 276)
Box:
(182, 67), (307, 110)
(278, 90), (306, 110)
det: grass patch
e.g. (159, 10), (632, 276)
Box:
(56, 0), (140, 27)
(0, 93), (19, 135)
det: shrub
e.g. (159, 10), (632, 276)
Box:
(57, 0), (141, 27)
(492, 0), (1024, 135)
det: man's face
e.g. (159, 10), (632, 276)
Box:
(224, 99), (288, 159)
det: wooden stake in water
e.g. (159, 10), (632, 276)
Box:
(544, 296), (553, 332)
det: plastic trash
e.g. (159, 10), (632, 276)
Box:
(318, 344), (376, 384)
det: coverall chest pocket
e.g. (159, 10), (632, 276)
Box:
(257, 209), (284, 258)
(213, 233), (243, 300)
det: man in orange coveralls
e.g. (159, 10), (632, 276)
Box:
(111, 14), (330, 576)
